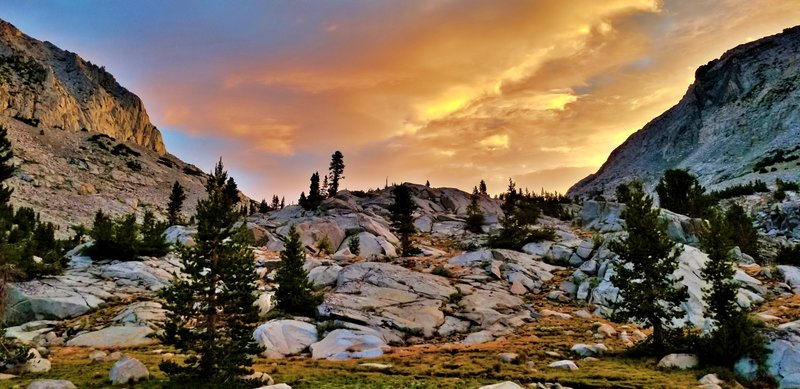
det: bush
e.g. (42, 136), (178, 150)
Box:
(348, 235), (360, 256)
(655, 169), (711, 218)
(697, 314), (766, 367)
(775, 244), (800, 265)
(431, 265), (453, 278)
(316, 235), (334, 255)
(708, 180), (769, 201)
(725, 204), (759, 258)
(0, 330), (30, 371)
(776, 178), (799, 192)
(111, 143), (141, 157)
(85, 210), (168, 261)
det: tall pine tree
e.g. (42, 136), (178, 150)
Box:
(479, 180), (488, 196)
(389, 184), (417, 256)
(167, 181), (186, 226)
(159, 159), (261, 385)
(275, 224), (321, 316)
(328, 150), (345, 197)
(609, 181), (688, 355)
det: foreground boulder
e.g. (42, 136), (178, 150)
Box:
(109, 355), (149, 385)
(310, 329), (387, 360)
(767, 320), (800, 388)
(657, 353), (698, 369)
(253, 320), (318, 358)
(27, 380), (76, 389)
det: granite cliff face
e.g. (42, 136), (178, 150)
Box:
(569, 26), (800, 198)
(0, 19), (165, 155)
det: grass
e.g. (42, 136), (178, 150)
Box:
(6, 314), (711, 389)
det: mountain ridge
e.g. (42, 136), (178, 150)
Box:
(568, 26), (800, 198)
(0, 19), (165, 155)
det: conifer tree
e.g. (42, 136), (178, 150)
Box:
(87, 210), (115, 257)
(655, 169), (710, 218)
(389, 184), (417, 256)
(159, 159), (261, 385)
(425, 180), (430, 188)
(609, 181), (688, 355)
(114, 214), (140, 261)
(479, 180), (488, 196)
(0, 126), (14, 225)
(271, 195), (279, 210)
(140, 210), (169, 257)
(298, 192), (308, 208)
(348, 235), (360, 256)
(259, 199), (269, 213)
(302, 172), (322, 210)
(698, 210), (765, 366)
(321, 175), (329, 198)
(328, 150), (345, 197)
(725, 203), (758, 258)
(275, 224), (321, 316)
(280, 197), (285, 209)
(465, 186), (485, 233)
(167, 181), (186, 226)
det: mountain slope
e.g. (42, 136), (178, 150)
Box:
(569, 26), (800, 198)
(0, 19), (165, 154)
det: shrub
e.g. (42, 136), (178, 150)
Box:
(775, 244), (800, 265)
(316, 235), (334, 255)
(725, 203), (759, 258)
(275, 225), (323, 316)
(697, 314), (766, 367)
(431, 265), (453, 278)
(348, 235), (360, 256)
(111, 143), (141, 157)
(85, 210), (168, 261)
(655, 169), (712, 218)
(708, 180), (769, 201)
(776, 178), (799, 192)
(126, 160), (142, 171)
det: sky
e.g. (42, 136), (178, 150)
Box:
(3, 0), (800, 201)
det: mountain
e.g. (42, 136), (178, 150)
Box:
(0, 19), (211, 231)
(569, 26), (800, 198)
(0, 19), (164, 154)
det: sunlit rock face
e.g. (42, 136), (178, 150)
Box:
(0, 19), (165, 155)
(570, 26), (800, 199)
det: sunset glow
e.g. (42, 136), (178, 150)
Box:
(4, 1), (800, 200)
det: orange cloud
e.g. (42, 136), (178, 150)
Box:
(133, 0), (800, 199)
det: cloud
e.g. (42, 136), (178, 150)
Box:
(7, 0), (800, 199)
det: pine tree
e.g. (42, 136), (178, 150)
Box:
(725, 203), (758, 258)
(140, 210), (168, 257)
(488, 178), (540, 249)
(259, 199), (269, 213)
(280, 197), (285, 209)
(113, 213), (140, 261)
(655, 169), (710, 218)
(159, 159), (261, 385)
(87, 210), (115, 258)
(275, 224), (321, 316)
(167, 181), (187, 226)
(425, 180), (430, 188)
(348, 235), (360, 256)
(609, 181), (688, 355)
(698, 210), (765, 366)
(321, 175), (329, 198)
(328, 151), (345, 197)
(389, 184), (417, 256)
(271, 195), (279, 210)
(302, 172), (322, 210)
(479, 180), (488, 196)
(0, 126), (14, 225)
(465, 186), (485, 233)
(298, 192), (307, 209)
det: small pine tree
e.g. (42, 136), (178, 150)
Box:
(348, 235), (360, 256)
(167, 181), (187, 226)
(725, 203), (758, 258)
(655, 169), (710, 218)
(280, 197), (285, 209)
(609, 181), (688, 355)
(298, 192), (308, 209)
(465, 186), (485, 233)
(259, 199), (269, 213)
(0, 126), (15, 224)
(328, 151), (345, 197)
(698, 210), (765, 366)
(271, 195), (279, 210)
(302, 173), (322, 210)
(616, 182), (633, 203)
(425, 180), (430, 188)
(321, 175), (329, 198)
(389, 184), (417, 256)
(113, 214), (140, 261)
(488, 178), (540, 249)
(140, 210), (169, 257)
(275, 224), (321, 316)
(159, 159), (261, 385)
(87, 210), (115, 257)
(316, 235), (334, 255)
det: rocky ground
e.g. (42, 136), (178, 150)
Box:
(2, 185), (800, 388)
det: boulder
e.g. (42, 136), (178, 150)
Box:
(437, 316), (471, 337)
(258, 384), (292, 389)
(735, 357), (759, 381)
(548, 360), (579, 371)
(253, 320), (318, 358)
(766, 321), (800, 388)
(109, 355), (149, 385)
(163, 225), (196, 246)
(310, 329), (387, 360)
(657, 353), (698, 369)
(308, 264), (343, 289)
(570, 343), (607, 357)
(67, 326), (154, 348)
(462, 330), (494, 344)
(777, 265), (800, 293)
(479, 382), (524, 389)
(23, 350), (51, 373)
(111, 301), (166, 328)
(27, 380), (77, 389)
(3, 282), (103, 325)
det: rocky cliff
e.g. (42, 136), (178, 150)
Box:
(569, 26), (800, 198)
(0, 19), (165, 154)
